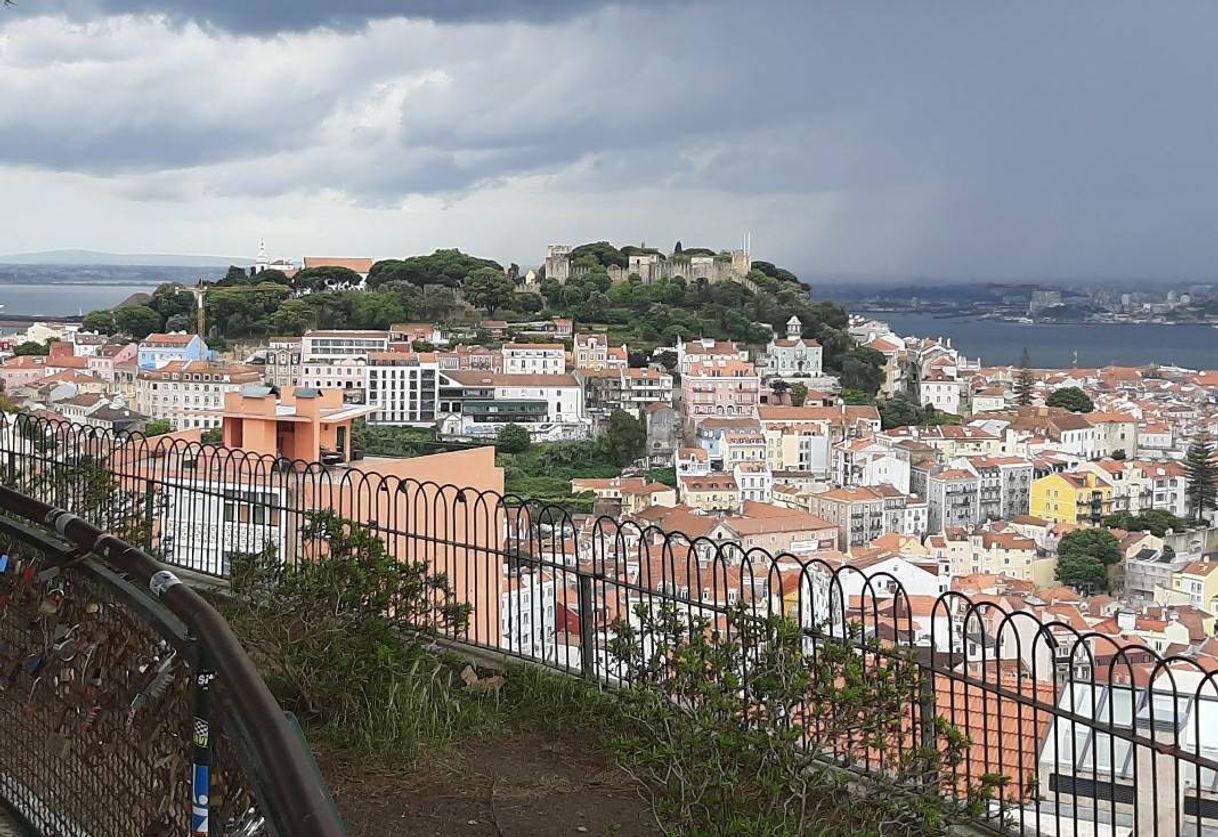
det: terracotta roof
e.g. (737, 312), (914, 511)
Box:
(301, 257), (374, 273)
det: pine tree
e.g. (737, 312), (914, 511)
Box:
(1184, 430), (1218, 521)
(1014, 347), (1035, 406)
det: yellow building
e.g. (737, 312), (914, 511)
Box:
(1156, 561), (1218, 614)
(1029, 470), (1113, 526)
(678, 474), (741, 513)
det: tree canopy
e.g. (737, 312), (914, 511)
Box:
(1055, 528), (1121, 593)
(1184, 430), (1218, 521)
(366, 249), (503, 289)
(1045, 386), (1095, 413)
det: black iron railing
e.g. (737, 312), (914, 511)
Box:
(0, 472), (345, 835)
(6, 413), (1218, 835)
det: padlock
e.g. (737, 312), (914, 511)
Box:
(45, 708), (75, 758)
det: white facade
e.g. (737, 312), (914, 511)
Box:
(156, 477), (288, 576)
(365, 355), (440, 425)
(919, 379), (963, 415)
(299, 358), (367, 393)
(136, 362), (261, 429)
(301, 331), (390, 361)
(502, 344), (566, 375)
(500, 571), (558, 660)
(763, 318), (823, 378)
(733, 462), (773, 504)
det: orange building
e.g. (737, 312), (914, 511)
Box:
(221, 385), (378, 464)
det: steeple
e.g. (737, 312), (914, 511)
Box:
(786, 315), (802, 339)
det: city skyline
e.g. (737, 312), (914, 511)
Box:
(3, 1), (1218, 281)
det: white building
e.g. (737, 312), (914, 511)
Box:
(299, 357), (368, 395)
(733, 461), (773, 505)
(364, 352), (440, 425)
(500, 570), (558, 660)
(136, 361), (263, 430)
(502, 343), (566, 375)
(762, 317), (823, 378)
(301, 330), (390, 361)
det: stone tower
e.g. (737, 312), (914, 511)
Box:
(786, 316), (802, 339)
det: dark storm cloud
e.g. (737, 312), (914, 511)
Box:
(17, 0), (660, 33)
(3, 0), (1218, 279)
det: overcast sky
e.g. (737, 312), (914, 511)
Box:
(1, 1), (1216, 280)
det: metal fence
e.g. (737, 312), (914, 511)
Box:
(0, 452), (345, 833)
(5, 413), (1218, 836)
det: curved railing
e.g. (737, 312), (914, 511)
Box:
(6, 413), (1218, 835)
(0, 482), (345, 837)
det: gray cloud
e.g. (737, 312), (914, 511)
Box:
(2, 0), (1218, 280)
(10, 0), (661, 33)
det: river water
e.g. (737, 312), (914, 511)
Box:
(867, 312), (1218, 370)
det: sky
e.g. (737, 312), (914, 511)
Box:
(1, 0), (1217, 280)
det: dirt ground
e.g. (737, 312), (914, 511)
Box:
(321, 733), (662, 837)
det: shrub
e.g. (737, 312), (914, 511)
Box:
(608, 604), (1004, 836)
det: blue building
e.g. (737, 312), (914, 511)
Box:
(137, 333), (211, 370)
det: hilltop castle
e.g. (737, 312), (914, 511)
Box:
(543, 243), (752, 285)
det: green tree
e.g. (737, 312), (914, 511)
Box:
(462, 267), (515, 315)
(840, 388), (875, 405)
(1014, 347), (1034, 406)
(1055, 529), (1121, 593)
(769, 379), (789, 395)
(1102, 510), (1187, 537)
(267, 299), (315, 336)
(600, 410), (646, 467)
(789, 382), (809, 407)
(144, 419), (173, 436)
(496, 423), (532, 455)
(366, 250), (502, 289)
(201, 428), (223, 444)
(12, 340), (50, 356)
(164, 313), (193, 332)
(1184, 430), (1218, 521)
(838, 346), (885, 396)
(113, 305), (163, 340)
(82, 309), (115, 334)
(1045, 386), (1095, 413)
(219, 265), (251, 286)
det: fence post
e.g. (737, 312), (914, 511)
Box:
(918, 667), (939, 793)
(190, 642), (214, 837)
(578, 572), (596, 681)
(143, 482), (156, 552)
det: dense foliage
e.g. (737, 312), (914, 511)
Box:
(1045, 386), (1095, 413)
(609, 603), (1002, 836)
(1055, 529), (1121, 593)
(1102, 510), (1189, 537)
(878, 393), (964, 430)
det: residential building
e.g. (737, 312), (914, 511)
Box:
(258, 339), (303, 390)
(675, 337), (748, 376)
(960, 455), (1034, 521)
(733, 461), (773, 504)
(364, 352), (440, 425)
(137, 332), (211, 370)
(645, 403), (680, 464)
(300, 330), (390, 361)
(573, 334), (610, 370)
(808, 487), (886, 551)
(681, 359), (760, 419)
(1029, 470), (1114, 526)
(136, 361), (263, 430)
(923, 469), (982, 532)
(678, 474), (741, 513)
(1155, 561), (1218, 613)
(438, 372), (589, 441)
(221, 385), (378, 464)
(834, 438), (912, 494)
(569, 477), (677, 515)
(86, 342), (137, 382)
(502, 343), (566, 375)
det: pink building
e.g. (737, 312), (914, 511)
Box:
(681, 359), (760, 419)
(87, 343), (138, 382)
(0, 355), (49, 390)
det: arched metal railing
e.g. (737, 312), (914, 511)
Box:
(0, 480), (345, 836)
(6, 412), (1218, 835)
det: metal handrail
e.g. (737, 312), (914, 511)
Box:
(0, 484), (346, 837)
